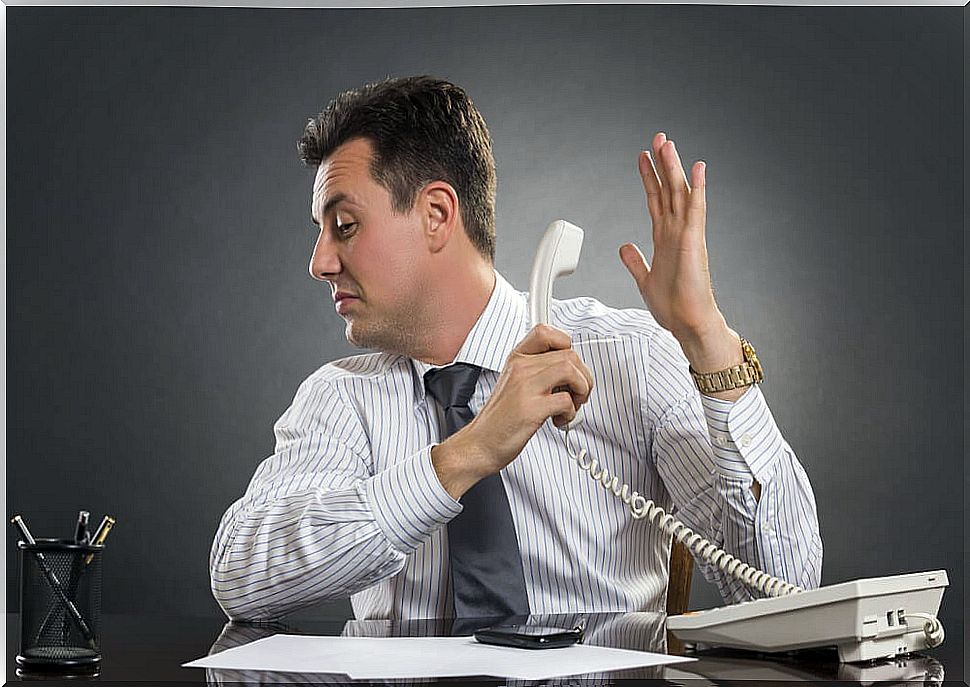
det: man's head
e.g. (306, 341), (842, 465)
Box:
(299, 77), (498, 359)
(298, 76), (496, 261)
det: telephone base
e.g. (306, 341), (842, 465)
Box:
(838, 634), (929, 664)
(666, 570), (948, 663)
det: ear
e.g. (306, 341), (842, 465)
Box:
(418, 181), (461, 254)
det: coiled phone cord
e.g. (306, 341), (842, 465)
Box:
(560, 426), (802, 598)
(561, 430), (948, 648)
(902, 613), (945, 649)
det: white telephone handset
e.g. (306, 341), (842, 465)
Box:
(526, 219), (947, 663)
(527, 220), (586, 431)
(527, 219), (584, 329)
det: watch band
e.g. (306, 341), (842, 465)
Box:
(690, 337), (764, 394)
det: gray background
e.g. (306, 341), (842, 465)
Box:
(7, 2), (964, 655)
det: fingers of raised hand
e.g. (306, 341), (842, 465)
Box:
(687, 160), (707, 224)
(662, 140), (692, 216)
(639, 150), (664, 225)
(651, 132), (668, 168)
(649, 133), (702, 218)
(651, 133), (671, 214)
(619, 242), (651, 293)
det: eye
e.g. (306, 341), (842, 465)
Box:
(335, 222), (358, 238)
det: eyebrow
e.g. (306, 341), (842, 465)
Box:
(310, 191), (350, 226)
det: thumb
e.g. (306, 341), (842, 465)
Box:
(619, 242), (651, 288)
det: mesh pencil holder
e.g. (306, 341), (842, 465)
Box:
(16, 539), (103, 671)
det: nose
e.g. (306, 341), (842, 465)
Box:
(309, 229), (341, 282)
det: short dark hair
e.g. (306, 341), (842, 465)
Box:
(298, 76), (496, 261)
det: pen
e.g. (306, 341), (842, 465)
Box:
(10, 514), (97, 647)
(10, 514), (37, 546)
(84, 515), (116, 565)
(42, 515), (115, 641)
(74, 510), (90, 545)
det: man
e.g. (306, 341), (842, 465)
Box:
(210, 76), (821, 622)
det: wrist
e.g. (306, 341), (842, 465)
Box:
(676, 316), (752, 402)
(430, 429), (492, 500)
(675, 315), (742, 373)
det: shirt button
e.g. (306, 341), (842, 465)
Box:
(715, 435), (728, 447)
(741, 434), (752, 447)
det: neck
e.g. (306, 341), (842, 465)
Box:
(410, 262), (496, 366)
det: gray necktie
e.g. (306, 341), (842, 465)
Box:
(424, 363), (531, 619)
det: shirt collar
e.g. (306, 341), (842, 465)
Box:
(411, 271), (528, 402)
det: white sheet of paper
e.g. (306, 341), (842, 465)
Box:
(183, 634), (694, 680)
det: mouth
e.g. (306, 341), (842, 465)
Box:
(333, 291), (360, 315)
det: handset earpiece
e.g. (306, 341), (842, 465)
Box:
(527, 220), (585, 431)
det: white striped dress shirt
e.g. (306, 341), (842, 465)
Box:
(210, 272), (822, 621)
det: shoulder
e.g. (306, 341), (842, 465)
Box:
(317, 351), (408, 379)
(294, 351), (411, 400)
(276, 352), (411, 437)
(551, 294), (666, 343)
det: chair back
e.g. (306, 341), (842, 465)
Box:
(665, 539), (694, 616)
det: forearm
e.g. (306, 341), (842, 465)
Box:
(712, 449), (823, 601)
(209, 488), (404, 620)
(698, 388), (823, 600)
(676, 319), (766, 501)
(651, 361), (822, 603)
(663, 451), (822, 604)
(210, 447), (461, 620)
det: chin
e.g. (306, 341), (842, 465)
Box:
(346, 320), (385, 351)
(347, 320), (415, 357)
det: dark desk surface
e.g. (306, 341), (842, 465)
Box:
(6, 612), (961, 684)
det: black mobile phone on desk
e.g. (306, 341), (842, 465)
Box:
(474, 624), (584, 649)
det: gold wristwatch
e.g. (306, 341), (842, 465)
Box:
(690, 337), (764, 394)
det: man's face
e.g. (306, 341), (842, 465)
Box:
(309, 137), (429, 354)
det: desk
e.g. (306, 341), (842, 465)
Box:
(6, 612), (960, 684)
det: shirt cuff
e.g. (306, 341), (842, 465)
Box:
(363, 444), (463, 554)
(700, 385), (784, 485)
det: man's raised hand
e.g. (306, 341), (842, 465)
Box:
(620, 132), (746, 399)
(619, 132), (724, 345)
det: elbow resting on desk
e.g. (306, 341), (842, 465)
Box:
(209, 499), (409, 621)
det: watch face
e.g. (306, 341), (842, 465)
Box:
(740, 339), (764, 381)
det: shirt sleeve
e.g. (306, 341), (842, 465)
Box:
(209, 372), (462, 621)
(645, 328), (823, 603)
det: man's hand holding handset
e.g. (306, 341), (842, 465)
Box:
(431, 324), (592, 500)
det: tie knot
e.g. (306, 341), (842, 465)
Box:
(424, 363), (482, 410)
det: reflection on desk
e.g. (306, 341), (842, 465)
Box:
(205, 612), (669, 685)
(203, 612), (946, 686)
(3, 612), (956, 683)
(665, 647), (945, 684)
